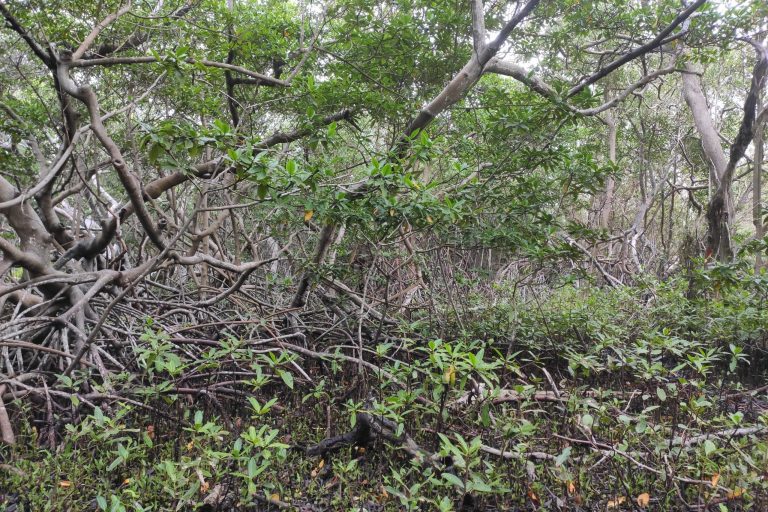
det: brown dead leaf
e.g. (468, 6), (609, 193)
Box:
(636, 492), (650, 507)
(567, 481), (576, 494)
(310, 458), (325, 478)
(607, 496), (626, 508)
(711, 473), (720, 487)
(324, 475), (340, 489)
(375, 484), (390, 504)
(58, 481), (72, 488)
(527, 488), (540, 506)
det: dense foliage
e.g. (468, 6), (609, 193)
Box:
(1, 0), (767, 510)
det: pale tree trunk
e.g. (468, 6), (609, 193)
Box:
(594, 89), (617, 230)
(680, 62), (731, 260)
(589, 88), (617, 273)
(754, 103), (765, 270)
(681, 63), (728, 190)
(199, 191), (210, 297)
(681, 45), (768, 261)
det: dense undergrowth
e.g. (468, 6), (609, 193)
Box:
(2, 261), (768, 511)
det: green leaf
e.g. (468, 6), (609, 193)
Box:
(148, 143), (163, 164)
(555, 446), (572, 466)
(107, 456), (124, 472)
(470, 478), (493, 493)
(657, 387), (667, 402)
(441, 472), (465, 490)
(704, 439), (717, 456)
(279, 370), (294, 390)
(480, 404), (491, 427)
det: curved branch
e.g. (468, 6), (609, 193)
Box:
(72, 2), (132, 60)
(0, 135), (79, 211)
(56, 51), (165, 250)
(0, 1), (53, 67)
(566, 0), (706, 97)
(70, 56), (289, 87)
(486, 59), (680, 116)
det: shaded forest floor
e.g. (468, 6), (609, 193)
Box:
(2, 265), (768, 511)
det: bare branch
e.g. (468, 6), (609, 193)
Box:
(577, 64), (679, 115)
(404, 0), (541, 139)
(0, 1), (53, 67)
(486, 58), (679, 116)
(561, 234), (622, 287)
(721, 39), (768, 186)
(0, 135), (79, 211)
(484, 59), (558, 99)
(566, 0), (706, 98)
(482, 0), (541, 58)
(70, 56), (290, 87)
(470, 0), (486, 53)
(72, 2), (132, 60)
(57, 51), (165, 250)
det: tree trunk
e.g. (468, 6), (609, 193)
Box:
(682, 45), (768, 261)
(590, 87), (617, 230)
(680, 63), (732, 260)
(755, 104), (765, 270)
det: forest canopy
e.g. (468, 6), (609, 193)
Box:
(1, 0), (768, 510)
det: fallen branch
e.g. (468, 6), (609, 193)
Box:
(674, 427), (766, 447)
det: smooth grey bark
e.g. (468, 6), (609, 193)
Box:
(681, 63), (728, 189)
(754, 103), (766, 270)
(681, 42), (768, 261)
(591, 87), (617, 230)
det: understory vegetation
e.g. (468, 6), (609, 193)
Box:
(4, 265), (768, 511)
(1, 0), (768, 510)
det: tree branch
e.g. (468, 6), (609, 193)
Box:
(56, 51), (165, 250)
(0, 1), (53, 67)
(566, 0), (706, 98)
(72, 2), (132, 60)
(71, 56), (289, 87)
(470, 0), (486, 53)
(486, 59), (680, 116)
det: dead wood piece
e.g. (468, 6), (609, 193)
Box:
(303, 412), (372, 456)
(302, 412), (439, 466)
